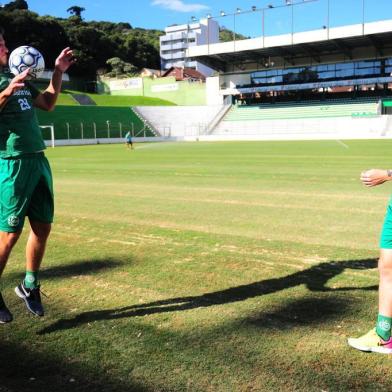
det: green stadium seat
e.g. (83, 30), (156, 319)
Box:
(225, 99), (380, 121)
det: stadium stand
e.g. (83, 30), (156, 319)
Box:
(207, 97), (391, 140)
(134, 105), (225, 136)
(39, 19), (392, 144)
(211, 115), (391, 140)
(184, 18), (392, 140)
(224, 98), (379, 122)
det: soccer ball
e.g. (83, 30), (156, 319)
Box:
(8, 46), (45, 79)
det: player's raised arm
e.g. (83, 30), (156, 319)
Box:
(0, 68), (29, 109)
(33, 47), (76, 111)
(360, 169), (392, 187)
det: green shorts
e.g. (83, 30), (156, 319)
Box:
(380, 203), (392, 249)
(0, 152), (54, 232)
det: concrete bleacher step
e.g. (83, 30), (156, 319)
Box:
(132, 107), (156, 136)
(71, 94), (97, 105)
(135, 106), (225, 137)
(224, 101), (378, 121)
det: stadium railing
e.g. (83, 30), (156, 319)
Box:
(37, 105), (155, 143)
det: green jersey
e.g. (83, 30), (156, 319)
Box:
(0, 71), (46, 158)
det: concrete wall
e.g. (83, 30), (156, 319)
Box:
(213, 115), (392, 140)
(46, 115), (392, 144)
(98, 76), (207, 105)
(206, 76), (223, 105)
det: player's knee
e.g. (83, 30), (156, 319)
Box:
(30, 222), (51, 240)
(378, 255), (392, 277)
(0, 231), (21, 251)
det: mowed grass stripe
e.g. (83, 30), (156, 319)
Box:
(53, 178), (392, 202)
(57, 188), (386, 214)
(0, 140), (389, 392)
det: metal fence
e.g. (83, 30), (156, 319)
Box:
(40, 121), (152, 140)
(153, 122), (208, 137)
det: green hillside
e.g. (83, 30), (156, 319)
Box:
(57, 90), (176, 106)
(86, 93), (176, 106)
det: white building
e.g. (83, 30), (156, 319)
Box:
(160, 18), (219, 77)
(188, 19), (392, 105)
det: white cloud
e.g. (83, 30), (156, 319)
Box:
(152, 0), (209, 13)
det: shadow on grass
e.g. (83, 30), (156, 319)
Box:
(41, 258), (126, 279)
(3, 258), (126, 286)
(0, 340), (148, 392)
(38, 258), (377, 335)
(247, 296), (352, 329)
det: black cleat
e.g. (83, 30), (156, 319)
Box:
(15, 282), (44, 317)
(0, 292), (13, 323)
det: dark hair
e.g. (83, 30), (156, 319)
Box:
(0, 26), (4, 36)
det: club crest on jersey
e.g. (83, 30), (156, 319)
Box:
(7, 215), (19, 227)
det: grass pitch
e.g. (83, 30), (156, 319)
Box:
(0, 140), (391, 391)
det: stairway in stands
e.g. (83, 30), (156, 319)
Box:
(71, 93), (97, 105)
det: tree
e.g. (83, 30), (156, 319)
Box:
(105, 57), (138, 78)
(66, 5), (85, 19)
(3, 0), (28, 11)
(219, 27), (248, 43)
(0, 6), (163, 80)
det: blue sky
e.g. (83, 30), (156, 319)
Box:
(26, 0), (392, 38)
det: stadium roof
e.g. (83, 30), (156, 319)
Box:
(187, 19), (392, 73)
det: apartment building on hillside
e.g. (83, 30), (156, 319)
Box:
(160, 18), (219, 77)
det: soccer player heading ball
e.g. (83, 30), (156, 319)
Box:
(0, 27), (75, 322)
(348, 169), (392, 353)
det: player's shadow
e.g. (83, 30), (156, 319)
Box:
(246, 296), (353, 329)
(38, 258), (378, 334)
(2, 258), (126, 290)
(41, 258), (126, 279)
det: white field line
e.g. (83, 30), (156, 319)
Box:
(336, 140), (350, 149)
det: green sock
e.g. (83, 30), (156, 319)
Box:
(24, 270), (39, 289)
(376, 314), (392, 341)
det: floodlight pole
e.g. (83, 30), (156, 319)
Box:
(201, 0), (320, 51)
(233, 13), (236, 46)
(362, 0), (365, 35)
(291, 3), (294, 45)
(206, 15), (211, 53)
(207, 17), (209, 49)
(327, 0), (330, 40)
